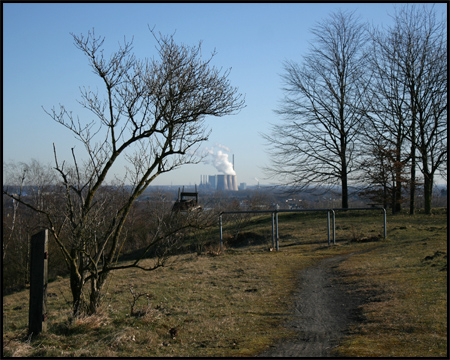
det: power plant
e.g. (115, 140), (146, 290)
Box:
(200, 174), (238, 191)
(217, 174), (238, 191)
(200, 151), (241, 191)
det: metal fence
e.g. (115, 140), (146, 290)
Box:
(219, 207), (387, 251)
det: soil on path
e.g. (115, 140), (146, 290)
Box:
(258, 252), (367, 357)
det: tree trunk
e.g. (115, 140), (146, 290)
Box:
(409, 83), (417, 215)
(341, 173), (349, 209)
(393, 150), (403, 214)
(394, 181), (402, 214)
(88, 271), (108, 315)
(409, 145), (416, 215)
(390, 182), (396, 214)
(88, 279), (101, 315)
(69, 249), (87, 317)
(70, 271), (85, 316)
(423, 172), (433, 215)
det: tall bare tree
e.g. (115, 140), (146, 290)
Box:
(3, 28), (244, 315)
(361, 23), (413, 213)
(369, 4), (447, 214)
(263, 10), (369, 208)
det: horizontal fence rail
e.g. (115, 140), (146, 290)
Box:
(219, 207), (387, 251)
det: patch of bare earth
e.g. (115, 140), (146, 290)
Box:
(259, 252), (368, 357)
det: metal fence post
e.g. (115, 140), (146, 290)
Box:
(271, 212), (275, 249)
(219, 214), (223, 252)
(219, 207), (384, 250)
(331, 210), (336, 244)
(275, 211), (279, 251)
(383, 208), (387, 239)
(29, 229), (48, 336)
(327, 211), (330, 246)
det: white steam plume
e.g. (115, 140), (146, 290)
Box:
(215, 144), (232, 152)
(204, 145), (236, 175)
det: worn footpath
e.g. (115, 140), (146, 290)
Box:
(258, 252), (368, 357)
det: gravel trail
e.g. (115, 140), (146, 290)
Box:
(258, 253), (365, 357)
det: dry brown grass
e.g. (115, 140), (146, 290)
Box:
(2, 209), (447, 357)
(334, 210), (447, 357)
(3, 247), (316, 357)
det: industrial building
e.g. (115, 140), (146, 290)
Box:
(200, 174), (238, 191)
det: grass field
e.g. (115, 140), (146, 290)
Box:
(2, 208), (447, 357)
(335, 210), (448, 357)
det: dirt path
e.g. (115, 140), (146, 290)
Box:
(258, 253), (365, 357)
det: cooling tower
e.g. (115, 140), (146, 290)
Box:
(216, 174), (238, 191)
(216, 174), (227, 191)
(226, 175), (232, 191)
(232, 175), (238, 191)
(228, 175), (238, 191)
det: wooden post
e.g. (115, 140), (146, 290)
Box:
(28, 229), (48, 336)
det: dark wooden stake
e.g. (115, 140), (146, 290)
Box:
(28, 229), (48, 336)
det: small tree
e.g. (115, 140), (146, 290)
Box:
(3, 160), (64, 294)
(358, 142), (409, 212)
(4, 28), (244, 315)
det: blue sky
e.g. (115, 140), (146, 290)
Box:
(3, 3), (446, 186)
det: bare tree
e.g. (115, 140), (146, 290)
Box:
(369, 4), (447, 214)
(263, 10), (369, 208)
(3, 28), (244, 315)
(358, 138), (409, 211)
(361, 32), (413, 213)
(2, 160), (67, 294)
